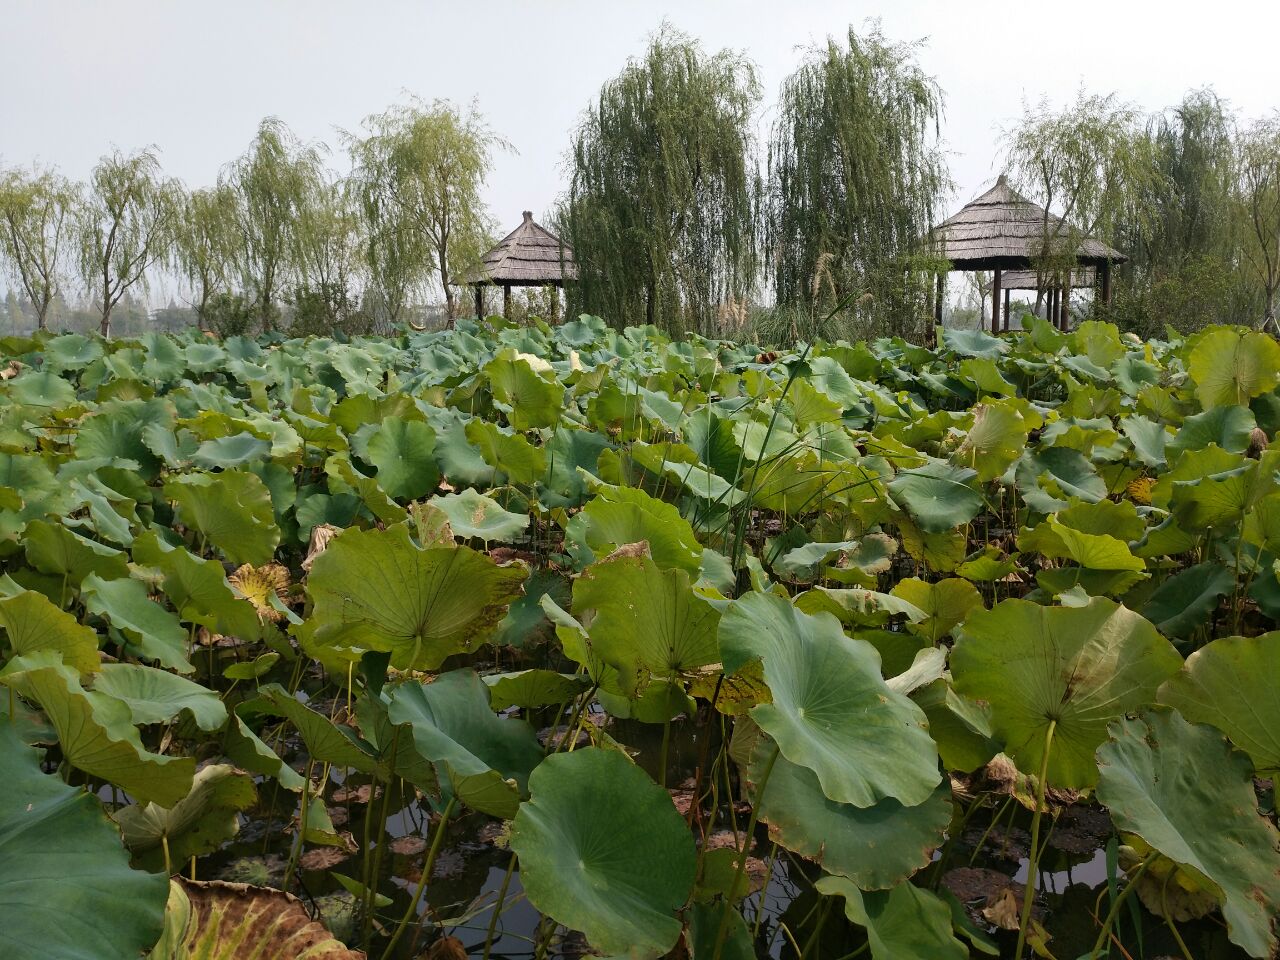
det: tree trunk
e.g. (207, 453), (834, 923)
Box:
(100, 265), (112, 338)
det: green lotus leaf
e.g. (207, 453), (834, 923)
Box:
(887, 460), (983, 533)
(0, 588), (101, 675)
(1120, 414), (1172, 467)
(1097, 709), (1280, 958)
(815, 874), (968, 960)
(578, 485), (703, 574)
(625, 440), (747, 508)
(7, 368), (77, 407)
(746, 732), (951, 889)
(80, 573), (194, 674)
(323, 452), (408, 525)
(222, 652), (279, 680)
(1024, 516), (1146, 572)
(0, 722), (169, 960)
(361, 415), (438, 501)
(386, 669), (542, 817)
(1167, 404), (1256, 458)
(465, 418), (546, 485)
(483, 669), (591, 710)
(164, 471), (279, 566)
(954, 402), (1028, 482)
(685, 900), (755, 960)
(0, 651), (194, 805)
(305, 524), (525, 670)
(116, 763), (257, 871)
(1015, 447), (1106, 513)
(44, 332), (104, 370)
(484, 349), (566, 430)
(191, 433), (272, 470)
(888, 577), (982, 642)
(147, 878), (364, 959)
(720, 591), (940, 807)
(1159, 632), (1280, 776)
(1188, 327), (1280, 409)
(572, 551), (720, 696)
(23, 518), (130, 587)
(223, 715), (304, 791)
(1140, 562), (1235, 638)
(773, 534), (896, 583)
(131, 530), (262, 642)
(912, 679), (1000, 773)
(428, 488), (528, 541)
(91, 663), (227, 731)
(951, 597), (1182, 788)
(510, 747), (696, 958)
(242, 683), (377, 774)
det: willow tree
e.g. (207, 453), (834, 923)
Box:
(75, 149), (181, 338)
(1002, 91), (1156, 311)
(291, 177), (367, 334)
(767, 27), (946, 338)
(0, 166), (77, 331)
(173, 184), (238, 330)
(562, 28), (760, 335)
(1239, 115), (1280, 330)
(222, 118), (325, 332)
(1109, 90), (1250, 332)
(347, 98), (505, 324)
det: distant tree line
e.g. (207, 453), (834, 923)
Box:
(0, 99), (504, 338)
(3, 24), (1279, 342)
(561, 26), (1280, 341)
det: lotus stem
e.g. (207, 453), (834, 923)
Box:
(713, 741), (779, 960)
(658, 717), (672, 788)
(161, 834), (172, 878)
(362, 735), (400, 947)
(1088, 854), (1151, 958)
(480, 850), (518, 960)
(1014, 719), (1056, 960)
(283, 759), (316, 895)
(381, 795), (456, 960)
(1160, 870), (1195, 960)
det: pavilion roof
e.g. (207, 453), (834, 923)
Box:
(465, 211), (578, 286)
(932, 176), (1126, 270)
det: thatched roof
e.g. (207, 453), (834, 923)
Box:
(1000, 267), (1096, 290)
(932, 176), (1126, 270)
(466, 211), (578, 286)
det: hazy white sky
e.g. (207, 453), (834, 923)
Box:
(3, 0), (1279, 235)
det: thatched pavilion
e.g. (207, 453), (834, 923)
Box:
(930, 176), (1126, 332)
(466, 211), (578, 320)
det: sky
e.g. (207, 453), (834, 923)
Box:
(3, 0), (1279, 292)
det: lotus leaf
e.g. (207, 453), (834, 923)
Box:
(815, 874), (968, 960)
(951, 597), (1182, 788)
(386, 668), (541, 817)
(305, 523), (525, 670)
(1096, 709), (1280, 958)
(0, 651), (194, 805)
(1158, 632), (1280, 776)
(510, 747), (696, 958)
(720, 591), (940, 807)
(0, 723), (169, 960)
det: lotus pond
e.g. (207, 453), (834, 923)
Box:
(1, 315), (1279, 960)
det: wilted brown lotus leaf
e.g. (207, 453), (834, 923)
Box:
(302, 523), (343, 573)
(148, 877), (365, 959)
(229, 563), (292, 622)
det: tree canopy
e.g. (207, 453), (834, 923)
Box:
(562, 27), (761, 336)
(766, 27), (947, 340)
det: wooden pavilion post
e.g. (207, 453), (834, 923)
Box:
(550, 284), (560, 323)
(1100, 259), (1112, 307)
(1003, 288), (1011, 332)
(474, 285), (484, 319)
(503, 284), (512, 318)
(1048, 286), (1059, 325)
(991, 268), (1003, 334)
(934, 272), (944, 326)
(1061, 273), (1072, 331)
